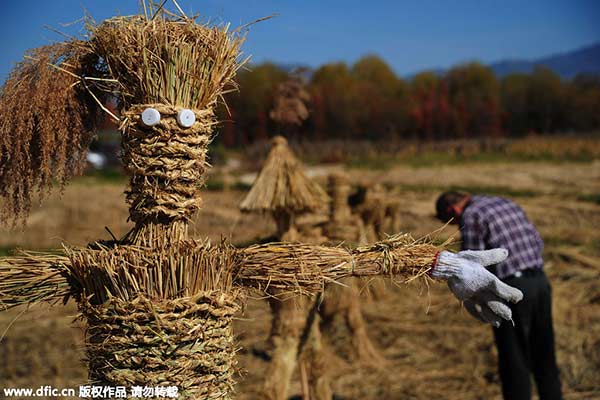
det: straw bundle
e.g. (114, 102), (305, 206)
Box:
(65, 240), (238, 303)
(328, 173), (352, 223)
(88, 13), (244, 112)
(0, 251), (72, 310)
(269, 77), (310, 126)
(0, 42), (99, 225)
(351, 183), (389, 241)
(240, 136), (328, 240)
(65, 240), (242, 399)
(323, 172), (365, 243)
(240, 136), (328, 215)
(236, 234), (439, 296)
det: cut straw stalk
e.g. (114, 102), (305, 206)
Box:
(66, 240), (237, 304)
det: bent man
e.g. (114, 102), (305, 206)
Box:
(436, 191), (562, 400)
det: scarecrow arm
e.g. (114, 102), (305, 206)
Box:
(0, 252), (73, 310)
(234, 234), (439, 295)
(235, 237), (523, 327)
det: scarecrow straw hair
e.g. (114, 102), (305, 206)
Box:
(0, 42), (99, 225)
(240, 136), (329, 214)
(89, 12), (246, 111)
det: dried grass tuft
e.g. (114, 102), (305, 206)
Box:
(66, 239), (238, 305)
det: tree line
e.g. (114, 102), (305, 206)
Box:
(217, 55), (600, 146)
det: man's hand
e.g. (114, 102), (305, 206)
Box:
(431, 249), (523, 327)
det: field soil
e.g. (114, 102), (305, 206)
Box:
(1, 160), (599, 399)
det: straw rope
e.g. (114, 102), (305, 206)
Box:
(81, 291), (239, 400)
(121, 104), (216, 225)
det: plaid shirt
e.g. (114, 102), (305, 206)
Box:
(460, 195), (544, 279)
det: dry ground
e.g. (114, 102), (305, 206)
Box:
(1, 160), (599, 399)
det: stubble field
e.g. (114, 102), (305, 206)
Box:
(1, 158), (599, 399)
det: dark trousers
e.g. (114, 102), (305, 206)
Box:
(493, 270), (562, 400)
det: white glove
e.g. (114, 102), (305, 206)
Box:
(431, 249), (523, 327)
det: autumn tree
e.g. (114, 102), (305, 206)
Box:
(568, 74), (600, 131)
(527, 67), (567, 133)
(222, 63), (288, 144)
(500, 73), (531, 135)
(409, 72), (451, 140)
(351, 55), (410, 140)
(310, 62), (359, 139)
(445, 62), (501, 138)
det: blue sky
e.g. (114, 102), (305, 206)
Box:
(0, 0), (599, 82)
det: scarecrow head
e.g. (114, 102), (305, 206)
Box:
(0, 2), (246, 229)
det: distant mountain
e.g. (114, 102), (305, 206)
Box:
(404, 42), (600, 80)
(274, 42), (600, 81)
(490, 42), (600, 78)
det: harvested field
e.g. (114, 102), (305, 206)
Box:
(1, 160), (599, 399)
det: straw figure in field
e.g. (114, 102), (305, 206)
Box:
(350, 182), (402, 242)
(269, 73), (310, 141)
(241, 75), (333, 400)
(0, 2), (524, 399)
(241, 135), (334, 400)
(319, 172), (386, 365)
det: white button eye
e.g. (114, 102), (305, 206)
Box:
(177, 109), (196, 128)
(141, 108), (161, 127)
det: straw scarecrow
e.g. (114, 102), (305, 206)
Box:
(241, 76), (333, 399)
(240, 136), (328, 242)
(241, 135), (332, 400)
(0, 2), (524, 399)
(319, 172), (385, 365)
(350, 182), (402, 242)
